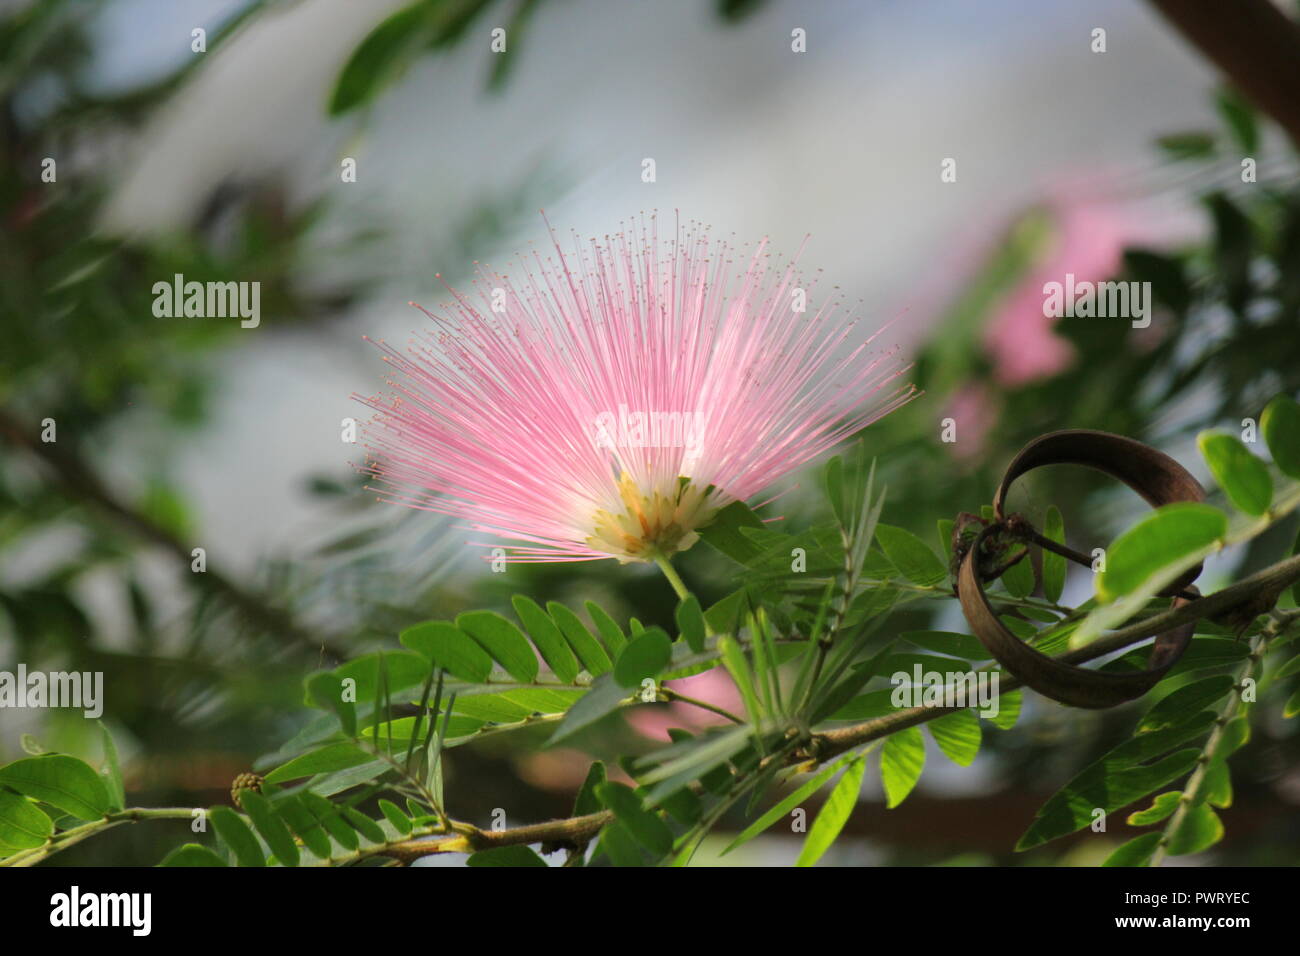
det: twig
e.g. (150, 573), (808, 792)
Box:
(0, 406), (348, 660)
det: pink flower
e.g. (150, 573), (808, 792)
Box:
(983, 190), (1195, 387)
(943, 383), (998, 462)
(358, 215), (914, 563)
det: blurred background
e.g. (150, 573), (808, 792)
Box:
(2, 0), (1298, 865)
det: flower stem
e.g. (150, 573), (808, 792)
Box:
(661, 688), (744, 724)
(653, 554), (692, 602)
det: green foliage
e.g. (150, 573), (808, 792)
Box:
(1041, 505), (1067, 604)
(5, 9), (1300, 869)
(1198, 431), (1272, 515)
(874, 525), (947, 587)
(0, 754), (110, 821)
(1261, 394), (1300, 479)
(794, 757), (867, 867)
(1095, 503), (1227, 603)
(880, 727), (926, 808)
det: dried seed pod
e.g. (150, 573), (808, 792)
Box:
(958, 429), (1205, 709)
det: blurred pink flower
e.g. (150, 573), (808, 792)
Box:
(984, 190), (1195, 387)
(626, 668), (744, 741)
(943, 383), (998, 461)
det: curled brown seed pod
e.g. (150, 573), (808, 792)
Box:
(957, 429), (1206, 709)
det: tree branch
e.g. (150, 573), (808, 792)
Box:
(0, 407), (348, 661)
(1147, 0), (1300, 148)
(809, 552), (1300, 761)
(362, 552), (1300, 864)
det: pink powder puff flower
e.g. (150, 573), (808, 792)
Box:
(357, 215), (915, 564)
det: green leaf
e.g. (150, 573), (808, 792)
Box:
(658, 787), (702, 826)
(265, 742), (375, 784)
(328, 2), (429, 116)
(880, 727), (926, 808)
(486, 0), (537, 90)
(1000, 549), (1034, 598)
(332, 651), (431, 703)
(1166, 803), (1224, 855)
(1102, 832), (1163, 867)
(794, 757), (866, 867)
(1095, 502), (1227, 603)
(1202, 760), (1233, 808)
(598, 821), (646, 867)
(0, 790), (52, 849)
(401, 620), (493, 683)
(239, 790), (299, 867)
(1206, 192), (1253, 314)
(548, 602), (612, 676)
(596, 782), (673, 857)
(301, 793), (357, 852)
(511, 596), (579, 683)
(1284, 685), (1300, 719)
(98, 723), (125, 813)
(342, 807), (386, 844)
(902, 630), (990, 660)
(875, 524), (947, 587)
(573, 761), (607, 817)
(1277, 651), (1300, 681)
(467, 845), (549, 867)
(208, 806), (265, 867)
(698, 499), (766, 564)
(613, 628), (673, 689)
(158, 843), (228, 867)
(456, 611), (539, 683)
(547, 674), (629, 745)
(1137, 676), (1234, 734)
(275, 796), (333, 859)
(1042, 505), (1066, 604)
(1017, 713), (1215, 850)
(831, 689), (904, 721)
(1215, 85), (1259, 154)
(717, 636), (762, 721)
(676, 595), (707, 654)
(1156, 131), (1216, 161)
(721, 753), (859, 855)
(1126, 790), (1182, 825)
(704, 587), (750, 635)
(1104, 636), (1248, 679)
(1261, 394), (1300, 480)
(586, 602), (628, 657)
(986, 689), (1022, 729)
(637, 726), (752, 800)
(0, 755), (110, 821)
(937, 518), (955, 561)
(362, 714), (484, 743)
(928, 709), (982, 766)
(1219, 716), (1251, 755)
(1198, 431), (1272, 515)
(306, 671), (356, 737)
(377, 799), (413, 836)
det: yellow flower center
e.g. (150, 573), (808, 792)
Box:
(586, 474), (718, 563)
